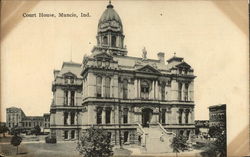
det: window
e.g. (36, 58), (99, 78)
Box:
(123, 108), (128, 124)
(123, 79), (128, 99)
(70, 91), (75, 106)
(64, 131), (68, 139)
(105, 77), (111, 98)
(64, 112), (68, 125)
(141, 81), (149, 99)
(103, 36), (108, 45)
(161, 109), (166, 124)
(179, 130), (184, 136)
(97, 107), (102, 124)
(185, 110), (189, 124)
(64, 91), (68, 106)
(161, 84), (165, 100)
(178, 83), (182, 100)
(184, 83), (189, 101)
(124, 131), (129, 143)
(105, 108), (111, 124)
(71, 130), (75, 139)
(70, 112), (75, 125)
(96, 76), (102, 98)
(111, 36), (116, 47)
(178, 109), (183, 124)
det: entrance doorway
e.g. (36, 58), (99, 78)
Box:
(142, 108), (153, 127)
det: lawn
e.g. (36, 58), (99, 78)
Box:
(0, 142), (133, 157)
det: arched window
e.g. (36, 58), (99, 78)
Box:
(105, 77), (111, 98)
(178, 109), (183, 124)
(184, 83), (189, 101)
(103, 36), (108, 45)
(141, 81), (149, 99)
(123, 79), (128, 99)
(96, 76), (102, 98)
(111, 36), (116, 47)
(161, 83), (165, 100)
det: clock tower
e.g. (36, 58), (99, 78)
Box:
(92, 1), (127, 56)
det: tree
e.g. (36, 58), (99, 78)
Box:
(76, 126), (113, 157)
(170, 135), (188, 157)
(208, 126), (222, 138)
(0, 125), (9, 137)
(11, 134), (22, 155)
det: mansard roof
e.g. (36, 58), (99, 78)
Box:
(55, 61), (82, 79)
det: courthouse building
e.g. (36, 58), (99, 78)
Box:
(50, 2), (196, 147)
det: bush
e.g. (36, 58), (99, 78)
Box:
(45, 136), (57, 144)
(77, 126), (113, 157)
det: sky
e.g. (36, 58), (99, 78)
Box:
(1, 0), (249, 144)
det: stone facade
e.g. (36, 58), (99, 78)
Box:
(50, 2), (196, 144)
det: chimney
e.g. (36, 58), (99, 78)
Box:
(157, 52), (165, 64)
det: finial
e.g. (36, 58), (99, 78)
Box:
(107, 0), (113, 8)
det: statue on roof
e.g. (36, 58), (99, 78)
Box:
(142, 47), (147, 60)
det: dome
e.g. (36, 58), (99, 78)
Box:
(98, 3), (123, 33)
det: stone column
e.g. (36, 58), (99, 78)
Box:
(102, 108), (106, 124)
(152, 81), (155, 99)
(155, 80), (158, 100)
(102, 77), (105, 97)
(134, 79), (138, 98)
(138, 79), (141, 98)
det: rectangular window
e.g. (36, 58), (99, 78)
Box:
(64, 112), (68, 125)
(97, 107), (102, 124)
(64, 131), (68, 139)
(162, 109), (166, 124)
(70, 91), (75, 106)
(64, 91), (68, 106)
(70, 112), (75, 125)
(124, 131), (129, 143)
(123, 108), (128, 124)
(105, 108), (111, 124)
(71, 130), (75, 139)
(161, 85), (165, 100)
(178, 83), (182, 101)
(96, 76), (102, 98)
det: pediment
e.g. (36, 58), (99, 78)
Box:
(136, 65), (160, 73)
(62, 72), (77, 78)
(176, 62), (191, 69)
(94, 51), (113, 61)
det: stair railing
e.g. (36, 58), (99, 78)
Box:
(157, 122), (176, 136)
(136, 123), (147, 147)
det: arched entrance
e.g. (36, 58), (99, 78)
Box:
(142, 108), (153, 127)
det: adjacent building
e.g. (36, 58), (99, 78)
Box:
(6, 107), (26, 129)
(209, 104), (226, 128)
(50, 2), (196, 147)
(6, 107), (50, 133)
